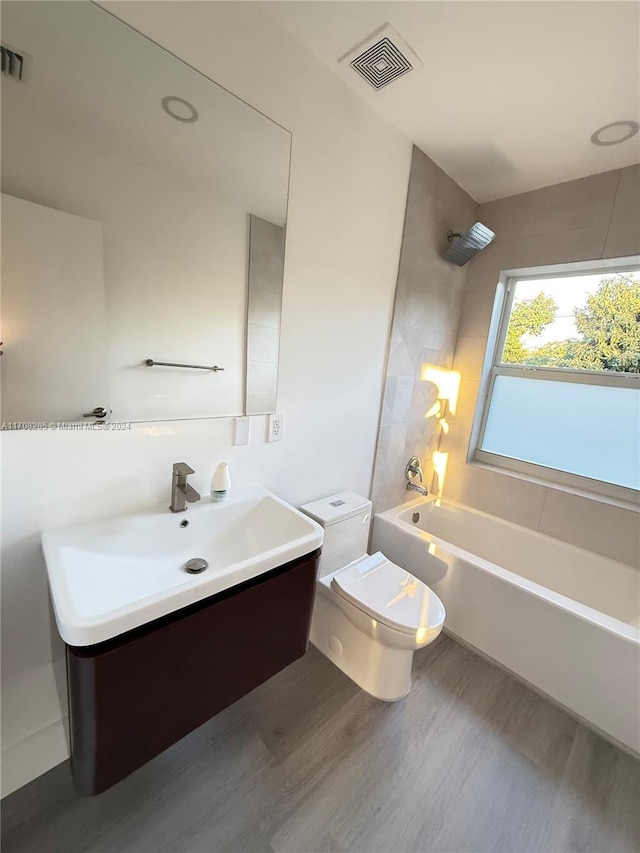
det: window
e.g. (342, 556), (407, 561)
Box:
(476, 260), (640, 501)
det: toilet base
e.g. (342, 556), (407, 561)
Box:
(309, 592), (414, 701)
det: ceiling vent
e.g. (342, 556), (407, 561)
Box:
(339, 24), (422, 91)
(1, 44), (28, 81)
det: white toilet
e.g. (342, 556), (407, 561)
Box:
(300, 492), (446, 701)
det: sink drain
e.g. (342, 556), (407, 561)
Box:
(184, 558), (208, 574)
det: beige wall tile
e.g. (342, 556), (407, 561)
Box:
(377, 422), (408, 464)
(442, 414), (470, 463)
(390, 375), (415, 424)
(246, 393), (276, 415)
(463, 225), (608, 294)
(443, 459), (547, 529)
(246, 324), (279, 363)
(372, 469), (412, 514)
(400, 155), (477, 289)
(442, 379), (480, 462)
(248, 215), (285, 297)
(457, 290), (496, 338)
(419, 327), (446, 353)
(453, 336), (488, 382)
(453, 378), (480, 426)
(380, 376), (397, 427)
(421, 283), (462, 336)
(405, 418), (439, 464)
(372, 146), (478, 510)
(245, 216), (285, 414)
(247, 288), (282, 328)
(438, 169), (637, 562)
(394, 284), (428, 327)
(611, 164), (640, 223)
(386, 329), (416, 378)
(603, 219), (640, 258)
(538, 489), (640, 567)
(249, 249), (285, 294)
(480, 170), (619, 242)
(409, 378), (439, 422)
(463, 242), (504, 292)
(249, 214), (285, 251)
(501, 225), (608, 270)
(246, 360), (277, 397)
(373, 424), (411, 512)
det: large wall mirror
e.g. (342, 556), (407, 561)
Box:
(1, 1), (290, 425)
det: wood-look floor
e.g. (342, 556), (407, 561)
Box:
(2, 636), (639, 853)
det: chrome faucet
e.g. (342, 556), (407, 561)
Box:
(170, 462), (201, 513)
(405, 456), (429, 496)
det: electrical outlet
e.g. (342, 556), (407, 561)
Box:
(268, 412), (283, 442)
(233, 416), (251, 446)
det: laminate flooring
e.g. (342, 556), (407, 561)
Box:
(2, 636), (639, 853)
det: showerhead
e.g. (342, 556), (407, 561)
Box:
(443, 222), (495, 266)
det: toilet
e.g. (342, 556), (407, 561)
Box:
(300, 492), (445, 701)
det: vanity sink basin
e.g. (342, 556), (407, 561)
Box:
(42, 484), (323, 647)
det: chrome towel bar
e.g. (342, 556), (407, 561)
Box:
(145, 359), (224, 372)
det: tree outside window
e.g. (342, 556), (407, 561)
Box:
(501, 273), (640, 373)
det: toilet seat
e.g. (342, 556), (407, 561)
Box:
(330, 551), (445, 636)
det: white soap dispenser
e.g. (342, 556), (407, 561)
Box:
(210, 462), (231, 502)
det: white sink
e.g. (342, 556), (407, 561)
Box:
(42, 484), (324, 647)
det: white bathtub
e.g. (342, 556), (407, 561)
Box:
(372, 496), (640, 755)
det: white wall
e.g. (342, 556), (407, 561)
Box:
(0, 1), (412, 795)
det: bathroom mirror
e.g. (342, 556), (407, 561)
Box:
(0, 1), (290, 424)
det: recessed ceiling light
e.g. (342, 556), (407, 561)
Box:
(590, 120), (639, 147)
(161, 96), (198, 124)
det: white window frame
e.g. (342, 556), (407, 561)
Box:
(471, 257), (640, 507)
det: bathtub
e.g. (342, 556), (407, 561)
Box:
(372, 495), (640, 755)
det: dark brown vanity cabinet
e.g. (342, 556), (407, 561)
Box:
(66, 549), (319, 795)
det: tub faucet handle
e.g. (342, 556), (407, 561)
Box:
(405, 456), (423, 483)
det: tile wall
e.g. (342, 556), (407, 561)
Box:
(246, 214), (285, 414)
(371, 147), (477, 510)
(444, 165), (640, 566)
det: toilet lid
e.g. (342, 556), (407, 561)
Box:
(331, 552), (445, 635)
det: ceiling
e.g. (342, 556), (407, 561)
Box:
(265, 1), (640, 202)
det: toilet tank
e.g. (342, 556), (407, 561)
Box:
(300, 492), (372, 578)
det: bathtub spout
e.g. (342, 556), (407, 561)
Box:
(407, 482), (429, 496)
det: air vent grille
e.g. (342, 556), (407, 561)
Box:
(1, 45), (26, 81)
(350, 36), (413, 90)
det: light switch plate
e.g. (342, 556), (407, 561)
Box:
(233, 416), (251, 445)
(268, 413), (283, 442)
